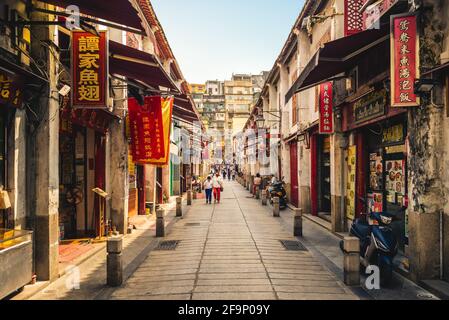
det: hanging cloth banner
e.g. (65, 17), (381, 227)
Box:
(319, 82), (334, 134)
(128, 96), (174, 166)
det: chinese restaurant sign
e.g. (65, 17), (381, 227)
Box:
(128, 96), (174, 166)
(319, 82), (334, 134)
(72, 31), (108, 108)
(391, 14), (420, 107)
(363, 0), (399, 30)
(0, 72), (22, 108)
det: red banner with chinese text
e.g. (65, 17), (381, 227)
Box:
(72, 31), (108, 108)
(391, 14), (420, 107)
(319, 82), (334, 134)
(128, 96), (174, 166)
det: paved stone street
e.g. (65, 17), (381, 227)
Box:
(109, 181), (358, 300)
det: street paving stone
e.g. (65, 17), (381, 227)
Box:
(110, 181), (358, 300)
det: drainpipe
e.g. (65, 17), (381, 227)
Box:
(440, 209), (444, 280)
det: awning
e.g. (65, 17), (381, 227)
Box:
(173, 94), (201, 124)
(38, 0), (145, 33)
(422, 62), (449, 76)
(0, 56), (48, 84)
(285, 23), (389, 102)
(109, 41), (179, 92)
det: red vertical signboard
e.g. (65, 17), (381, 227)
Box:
(72, 31), (109, 108)
(391, 14), (420, 107)
(319, 82), (334, 134)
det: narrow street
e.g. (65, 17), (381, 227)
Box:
(107, 181), (357, 300)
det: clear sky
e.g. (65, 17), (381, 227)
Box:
(151, 0), (305, 84)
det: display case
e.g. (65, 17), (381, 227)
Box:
(0, 229), (33, 299)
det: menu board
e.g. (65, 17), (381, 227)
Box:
(385, 160), (405, 206)
(368, 152), (383, 213)
(368, 192), (383, 213)
(369, 153), (383, 191)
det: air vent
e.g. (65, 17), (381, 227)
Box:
(155, 240), (180, 251)
(279, 240), (307, 251)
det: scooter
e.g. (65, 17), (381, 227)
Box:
(268, 180), (288, 210)
(340, 198), (402, 286)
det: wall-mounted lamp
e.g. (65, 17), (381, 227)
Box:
(414, 78), (439, 95)
(298, 132), (311, 149)
(256, 114), (265, 130)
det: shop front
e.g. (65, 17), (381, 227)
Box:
(311, 129), (332, 219)
(59, 98), (116, 240)
(342, 89), (409, 254)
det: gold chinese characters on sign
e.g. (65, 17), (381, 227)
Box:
(72, 31), (108, 108)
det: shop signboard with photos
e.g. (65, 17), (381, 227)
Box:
(72, 31), (109, 108)
(390, 13), (420, 107)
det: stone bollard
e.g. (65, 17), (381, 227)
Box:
(193, 190), (197, 200)
(187, 190), (192, 206)
(273, 197), (280, 217)
(107, 236), (123, 287)
(293, 208), (303, 237)
(246, 181), (249, 191)
(343, 237), (360, 286)
(176, 197), (182, 217)
(249, 182), (253, 195)
(156, 209), (165, 237)
(256, 188), (260, 199)
(261, 190), (268, 206)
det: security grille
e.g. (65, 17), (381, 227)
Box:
(279, 240), (307, 251)
(155, 240), (180, 250)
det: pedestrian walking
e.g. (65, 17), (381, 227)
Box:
(212, 172), (224, 204)
(203, 176), (213, 204)
(253, 173), (262, 198)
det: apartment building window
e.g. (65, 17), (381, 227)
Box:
(291, 70), (298, 125)
(292, 94), (298, 125)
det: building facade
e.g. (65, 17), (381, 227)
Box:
(243, 0), (449, 289)
(0, 0), (200, 296)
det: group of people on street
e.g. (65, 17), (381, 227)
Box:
(203, 172), (224, 204)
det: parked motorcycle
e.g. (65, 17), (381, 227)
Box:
(340, 198), (403, 286)
(268, 180), (288, 210)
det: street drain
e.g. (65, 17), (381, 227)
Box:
(185, 223), (201, 227)
(280, 240), (308, 251)
(155, 240), (180, 250)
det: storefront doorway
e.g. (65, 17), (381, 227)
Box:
(363, 117), (408, 252)
(290, 141), (299, 207)
(59, 122), (107, 240)
(318, 136), (331, 220)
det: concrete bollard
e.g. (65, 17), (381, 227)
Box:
(187, 190), (192, 206)
(256, 188), (260, 199)
(261, 190), (267, 206)
(193, 190), (197, 200)
(273, 197), (280, 217)
(343, 237), (360, 286)
(293, 208), (303, 237)
(107, 236), (123, 287)
(156, 209), (165, 237)
(176, 197), (182, 217)
(249, 182), (253, 195)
